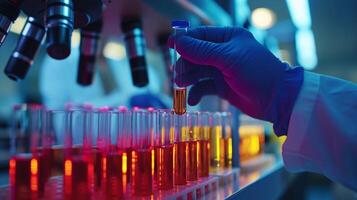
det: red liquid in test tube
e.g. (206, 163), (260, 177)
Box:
(155, 144), (174, 190)
(102, 152), (124, 199)
(132, 149), (153, 196)
(174, 141), (187, 185)
(186, 140), (198, 181)
(90, 148), (103, 189)
(35, 147), (52, 181)
(63, 155), (91, 199)
(49, 146), (65, 176)
(197, 140), (210, 177)
(9, 153), (46, 199)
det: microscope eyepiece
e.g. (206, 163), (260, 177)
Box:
(4, 17), (45, 81)
(45, 0), (74, 60)
(77, 19), (102, 86)
(121, 16), (149, 87)
(0, 0), (21, 46)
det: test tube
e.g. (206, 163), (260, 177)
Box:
(210, 112), (223, 168)
(197, 112), (210, 177)
(154, 110), (174, 190)
(172, 20), (189, 115)
(9, 104), (46, 198)
(173, 113), (188, 185)
(43, 109), (67, 176)
(131, 110), (153, 196)
(101, 109), (132, 198)
(222, 112), (233, 167)
(151, 109), (159, 184)
(239, 121), (265, 162)
(95, 107), (111, 155)
(87, 107), (113, 191)
(116, 107), (132, 185)
(63, 109), (95, 199)
(186, 112), (198, 181)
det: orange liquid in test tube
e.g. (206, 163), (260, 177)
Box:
(173, 88), (187, 115)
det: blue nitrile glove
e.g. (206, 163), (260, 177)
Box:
(168, 26), (304, 136)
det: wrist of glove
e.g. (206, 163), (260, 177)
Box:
(265, 66), (304, 136)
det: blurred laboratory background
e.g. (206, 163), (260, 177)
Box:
(0, 0), (356, 199)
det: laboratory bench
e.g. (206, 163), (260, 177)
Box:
(221, 161), (289, 199)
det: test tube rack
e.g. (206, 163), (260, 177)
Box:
(210, 167), (240, 186)
(0, 175), (219, 200)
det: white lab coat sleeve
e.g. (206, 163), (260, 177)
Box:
(282, 71), (357, 191)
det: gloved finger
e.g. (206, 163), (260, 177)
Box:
(186, 26), (234, 43)
(168, 26), (234, 46)
(175, 68), (218, 87)
(174, 57), (216, 75)
(169, 35), (226, 68)
(188, 79), (219, 106)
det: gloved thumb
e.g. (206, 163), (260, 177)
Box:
(168, 35), (224, 67)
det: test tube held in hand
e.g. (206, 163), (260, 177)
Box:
(172, 20), (189, 115)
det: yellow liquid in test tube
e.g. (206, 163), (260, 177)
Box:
(239, 125), (265, 162)
(210, 125), (222, 168)
(224, 126), (233, 167)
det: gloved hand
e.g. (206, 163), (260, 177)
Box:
(168, 26), (304, 135)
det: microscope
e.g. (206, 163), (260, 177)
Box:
(1, 0), (150, 87)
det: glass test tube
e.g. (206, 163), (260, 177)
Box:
(186, 112), (198, 181)
(63, 109), (95, 199)
(172, 20), (189, 115)
(152, 110), (160, 184)
(9, 104), (46, 198)
(222, 112), (233, 167)
(173, 113), (188, 185)
(210, 112), (223, 168)
(101, 108), (132, 197)
(239, 123), (265, 162)
(115, 107), (132, 185)
(43, 109), (67, 176)
(121, 108), (132, 185)
(99, 109), (127, 199)
(90, 107), (112, 191)
(197, 112), (210, 177)
(131, 110), (153, 196)
(154, 110), (174, 190)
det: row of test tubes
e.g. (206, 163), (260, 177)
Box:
(8, 104), (233, 199)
